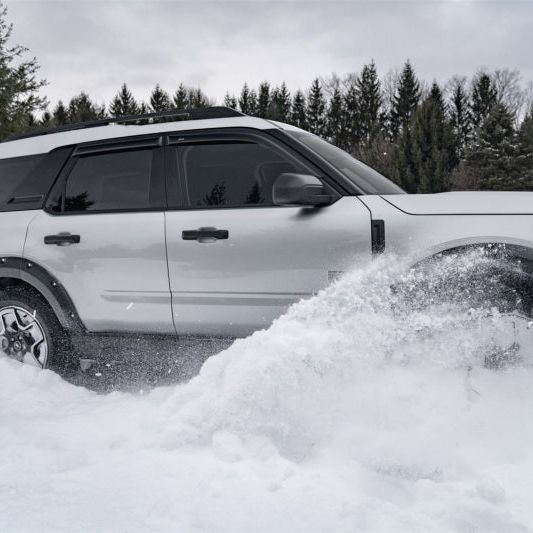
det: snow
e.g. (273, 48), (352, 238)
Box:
(1, 252), (533, 532)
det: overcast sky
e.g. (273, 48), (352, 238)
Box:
(5, 0), (533, 108)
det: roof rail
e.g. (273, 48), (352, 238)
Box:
(7, 106), (245, 142)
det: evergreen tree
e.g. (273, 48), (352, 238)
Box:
(149, 84), (171, 112)
(456, 103), (523, 190)
(449, 78), (472, 159)
(471, 72), (497, 129)
(238, 83), (253, 114)
(247, 89), (258, 116)
(326, 86), (343, 146)
(223, 92), (238, 109)
(357, 132), (397, 182)
(342, 78), (359, 152)
(356, 60), (383, 147)
(257, 82), (270, 118)
(173, 83), (189, 108)
(245, 182), (264, 204)
(188, 87), (209, 108)
(67, 92), (105, 123)
(171, 84), (209, 109)
(40, 109), (53, 128)
(516, 107), (533, 188)
(307, 78), (326, 136)
(268, 82), (291, 122)
(0, 2), (47, 140)
(410, 83), (454, 193)
(290, 90), (307, 129)
(109, 83), (138, 117)
(52, 100), (68, 125)
(392, 127), (417, 192)
(389, 60), (421, 139)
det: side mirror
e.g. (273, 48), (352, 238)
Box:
(272, 173), (334, 207)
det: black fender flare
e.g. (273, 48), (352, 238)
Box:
(0, 256), (85, 333)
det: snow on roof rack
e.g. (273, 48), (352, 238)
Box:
(7, 106), (245, 142)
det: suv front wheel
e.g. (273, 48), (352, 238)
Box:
(0, 286), (72, 371)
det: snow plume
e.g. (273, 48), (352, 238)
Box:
(1, 250), (533, 532)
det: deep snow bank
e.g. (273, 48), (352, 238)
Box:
(1, 252), (533, 533)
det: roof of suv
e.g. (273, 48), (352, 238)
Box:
(0, 112), (299, 159)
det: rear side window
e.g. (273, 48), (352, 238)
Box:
(0, 154), (43, 206)
(176, 141), (309, 208)
(64, 149), (155, 212)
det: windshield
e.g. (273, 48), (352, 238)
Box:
(288, 131), (405, 195)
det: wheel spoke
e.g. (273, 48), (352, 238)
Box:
(0, 306), (48, 368)
(14, 309), (33, 331)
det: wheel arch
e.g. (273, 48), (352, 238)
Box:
(412, 241), (533, 314)
(410, 236), (533, 269)
(0, 257), (85, 333)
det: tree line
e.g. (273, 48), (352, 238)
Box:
(1, 2), (532, 192)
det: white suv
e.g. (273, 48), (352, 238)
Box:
(0, 106), (532, 370)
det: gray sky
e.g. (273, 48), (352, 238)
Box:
(5, 0), (533, 108)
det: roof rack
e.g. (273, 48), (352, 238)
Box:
(7, 106), (245, 142)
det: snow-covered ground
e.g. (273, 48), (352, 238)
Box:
(1, 253), (533, 533)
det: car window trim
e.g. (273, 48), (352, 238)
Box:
(44, 139), (165, 216)
(165, 129), (340, 210)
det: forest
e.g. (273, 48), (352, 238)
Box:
(1, 2), (532, 192)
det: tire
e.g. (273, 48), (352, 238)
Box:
(397, 247), (533, 318)
(0, 285), (74, 372)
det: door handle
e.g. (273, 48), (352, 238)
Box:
(44, 233), (81, 246)
(182, 227), (229, 242)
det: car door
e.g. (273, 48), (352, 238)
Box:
(23, 137), (174, 334)
(164, 130), (371, 337)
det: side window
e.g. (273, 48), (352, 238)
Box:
(64, 149), (155, 212)
(0, 154), (43, 206)
(176, 141), (312, 208)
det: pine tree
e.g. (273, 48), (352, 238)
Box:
(257, 82), (270, 118)
(389, 60), (421, 140)
(307, 78), (326, 136)
(357, 132), (397, 182)
(188, 88), (209, 108)
(149, 84), (171, 113)
(67, 92), (105, 123)
(410, 83), (454, 193)
(173, 83), (189, 109)
(342, 79), (359, 152)
(52, 100), (68, 125)
(356, 60), (383, 147)
(224, 92), (238, 110)
(471, 72), (497, 129)
(449, 78), (472, 159)
(238, 83), (253, 114)
(247, 89), (258, 116)
(40, 109), (53, 128)
(109, 83), (138, 117)
(290, 90), (307, 129)
(268, 82), (291, 122)
(392, 127), (417, 192)
(456, 103), (523, 190)
(516, 107), (533, 188)
(326, 86), (343, 146)
(0, 2), (47, 139)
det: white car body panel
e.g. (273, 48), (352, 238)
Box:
(166, 197), (371, 337)
(382, 191), (533, 215)
(0, 211), (39, 257)
(23, 211), (174, 333)
(359, 195), (533, 263)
